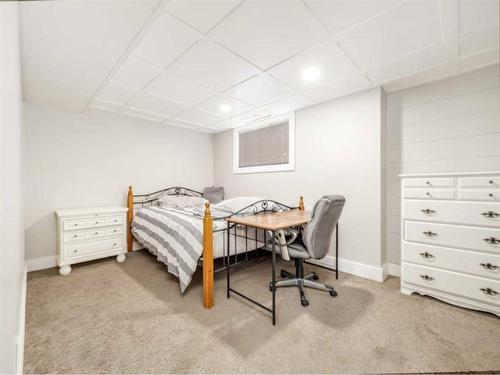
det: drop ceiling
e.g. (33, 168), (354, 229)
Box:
(21, 0), (500, 133)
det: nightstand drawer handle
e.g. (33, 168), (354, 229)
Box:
(420, 274), (434, 281)
(481, 211), (499, 218)
(483, 237), (500, 245)
(419, 252), (434, 260)
(480, 287), (499, 296)
(421, 209), (436, 215)
(423, 231), (438, 237)
(480, 263), (499, 270)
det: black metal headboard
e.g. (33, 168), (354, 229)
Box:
(133, 186), (204, 207)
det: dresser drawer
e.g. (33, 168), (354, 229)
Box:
(403, 177), (455, 188)
(403, 188), (455, 200)
(87, 218), (106, 227)
(105, 227), (122, 235)
(64, 231), (86, 242)
(403, 200), (500, 227)
(106, 216), (123, 225)
(459, 188), (500, 201)
(402, 241), (500, 280)
(63, 219), (87, 231)
(87, 229), (106, 239)
(404, 221), (500, 253)
(402, 263), (500, 306)
(458, 176), (500, 188)
(66, 238), (123, 259)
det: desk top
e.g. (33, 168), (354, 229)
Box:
(226, 209), (310, 230)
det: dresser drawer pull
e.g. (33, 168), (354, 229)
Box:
(426, 181), (431, 185)
(113, 243), (118, 247)
(489, 193), (494, 197)
(420, 274), (434, 281)
(480, 262), (499, 270)
(422, 231), (438, 237)
(421, 209), (436, 215)
(94, 231), (99, 235)
(481, 211), (499, 218)
(483, 237), (500, 245)
(480, 287), (499, 296)
(73, 234), (78, 238)
(419, 252), (435, 260)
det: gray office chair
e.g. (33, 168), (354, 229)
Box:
(271, 195), (345, 306)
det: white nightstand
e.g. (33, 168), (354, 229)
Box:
(55, 206), (128, 275)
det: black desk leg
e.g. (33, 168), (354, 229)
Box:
(272, 230), (276, 325)
(335, 223), (339, 280)
(227, 222), (230, 299)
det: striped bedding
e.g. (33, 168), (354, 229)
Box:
(131, 205), (230, 293)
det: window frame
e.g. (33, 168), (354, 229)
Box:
(233, 112), (295, 174)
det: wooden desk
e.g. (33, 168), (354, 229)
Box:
(225, 209), (311, 325)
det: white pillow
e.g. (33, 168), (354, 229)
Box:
(158, 195), (206, 209)
(214, 197), (266, 214)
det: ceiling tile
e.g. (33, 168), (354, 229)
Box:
(366, 43), (448, 83)
(145, 70), (215, 106)
(225, 74), (295, 107)
(165, 0), (242, 34)
(90, 98), (121, 112)
(97, 82), (137, 105)
(122, 107), (165, 122)
(304, 0), (400, 36)
(195, 95), (253, 117)
(458, 0), (499, 36)
(459, 25), (500, 58)
(209, 0), (330, 70)
(164, 117), (201, 130)
(336, 0), (442, 71)
(268, 39), (363, 93)
(259, 94), (313, 116)
(214, 109), (273, 129)
(170, 40), (260, 90)
(111, 56), (163, 90)
(131, 12), (202, 68)
(172, 108), (224, 126)
(303, 75), (372, 102)
(128, 93), (187, 116)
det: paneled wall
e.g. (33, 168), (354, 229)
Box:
(385, 65), (500, 265)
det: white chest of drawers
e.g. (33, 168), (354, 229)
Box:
(55, 206), (128, 275)
(400, 172), (500, 317)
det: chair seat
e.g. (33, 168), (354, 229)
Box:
(287, 239), (311, 259)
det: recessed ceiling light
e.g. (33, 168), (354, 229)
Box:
(302, 66), (321, 82)
(219, 104), (232, 113)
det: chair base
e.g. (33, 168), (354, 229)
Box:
(270, 259), (337, 306)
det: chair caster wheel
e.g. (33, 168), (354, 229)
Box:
(301, 297), (309, 306)
(329, 289), (337, 297)
(280, 270), (288, 278)
(312, 273), (319, 281)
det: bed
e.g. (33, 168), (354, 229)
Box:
(126, 186), (304, 309)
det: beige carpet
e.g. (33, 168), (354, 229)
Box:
(24, 250), (500, 374)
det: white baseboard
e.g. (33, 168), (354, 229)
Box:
(17, 264), (27, 374)
(385, 262), (401, 277)
(307, 255), (385, 282)
(27, 255), (57, 272)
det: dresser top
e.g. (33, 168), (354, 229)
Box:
(399, 171), (500, 178)
(55, 206), (128, 217)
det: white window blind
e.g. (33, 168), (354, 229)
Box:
(238, 121), (289, 168)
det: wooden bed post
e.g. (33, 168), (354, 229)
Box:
(202, 201), (214, 309)
(127, 186), (134, 252)
(298, 196), (305, 210)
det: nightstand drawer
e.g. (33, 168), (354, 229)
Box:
(66, 238), (123, 259)
(402, 263), (500, 305)
(402, 241), (500, 280)
(459, 189), (500, 201)
(63, 220), (87, 231)
(458, 177), (500, 188)
(404, 221), (500, 253)
(402, 177), (455, 188)
(403, 188), (455, 200)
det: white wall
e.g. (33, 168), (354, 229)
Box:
(386, 65), (500, 265)
(25, 104), (213, 263)
(0, 2), (25, 373)
(214, 88), (387, 279)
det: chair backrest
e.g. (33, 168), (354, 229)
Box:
(302, 195), (345, 260)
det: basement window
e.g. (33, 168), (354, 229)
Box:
(233, 113), (295, 174)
